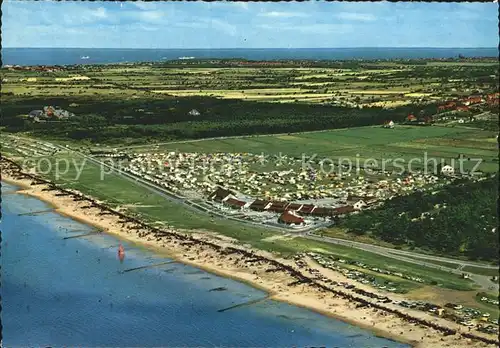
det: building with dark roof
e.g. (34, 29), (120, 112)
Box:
(268, 201), (290, 213)
(311, 207), (335, 217)
(286, 203), (303, 211)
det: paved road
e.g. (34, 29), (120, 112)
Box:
(116, 126), (375, 151)
(304, 233), (498, 270)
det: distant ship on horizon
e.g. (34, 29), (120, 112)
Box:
(178, 56), (195, 60)
(81, 56), (90, 60)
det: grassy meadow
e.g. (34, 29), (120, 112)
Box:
(2, 148), (477, 293)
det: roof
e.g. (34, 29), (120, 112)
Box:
(347, 195), (367, 202)
(287, 203), (303, 211)
(29, 110), (43, 117)
(268, 201), (289, 213)
(224, 197), (247, 208)
(298, 204), (316, 214)
(311, 207), (335, 217)
(278, 210), (305, 224)
(209, 187), (234, 202)
(467, 97), (482, 102)
(249, 199), (271, 211)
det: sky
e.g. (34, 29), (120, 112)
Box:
(2, 1), (498, 48)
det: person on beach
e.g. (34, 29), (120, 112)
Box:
(118, 244), (125, 263)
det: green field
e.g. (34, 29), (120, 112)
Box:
(2, 58), (497, 302)
(130, 125), (498, 172)
(3, 150), (477, 293)
(463, 266), (500, 277)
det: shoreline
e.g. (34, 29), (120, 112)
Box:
(1, 171), (497, 348)
(2, 177), (407, 346)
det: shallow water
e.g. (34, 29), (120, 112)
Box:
(1, 182), (409, 347)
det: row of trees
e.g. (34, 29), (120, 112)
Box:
(341, 175), (499, 261)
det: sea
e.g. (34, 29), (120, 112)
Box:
(0, 182), (409, 347)
(1, 47), (497, 66)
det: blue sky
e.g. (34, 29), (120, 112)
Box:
(2, 1), (498, 48)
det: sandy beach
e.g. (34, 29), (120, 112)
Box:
(1, 162), (498, 348)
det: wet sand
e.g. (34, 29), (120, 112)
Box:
(1, 168), (497, 348)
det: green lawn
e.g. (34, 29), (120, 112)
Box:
(6, 151), (477, 292)
(463, 266), (500, 277)
(131, 125), (496, 172)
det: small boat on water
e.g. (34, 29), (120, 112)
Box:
(178, 56), (195, 60)
(81, 56), (90, 60)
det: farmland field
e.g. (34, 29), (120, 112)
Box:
(0, 147), (477, 293)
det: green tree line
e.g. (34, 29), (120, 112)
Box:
(1, 96), (437, 143)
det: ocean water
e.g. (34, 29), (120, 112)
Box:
(0, 182), (409, 348)
(1, 47), (497, 66)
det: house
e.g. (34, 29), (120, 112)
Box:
(28, 106), (74, 121)
(268, 201), (290, 213)
(311, 207), (335, 217)
(287, 203), (303, 211)
(353, 200), (367, 210)
(208, 187), (235, 202)
(29, 110), (44, 118)
(456, 105), (469, 112)
(347, 194), (366, 202)
(440, 165), (455, 177)
(438, 102), (456, 112)
(223, 197), (248, 210)
(278, 210), (305, 225)
(333, 205), (356, 216)
(188, 109), (201, 116)
(298, 204), (316, 215)
(383, 120), (395, 129)
(463, 96), (482, 106)
(249, 199), (272, 211)
(486, 93), (499, 106)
